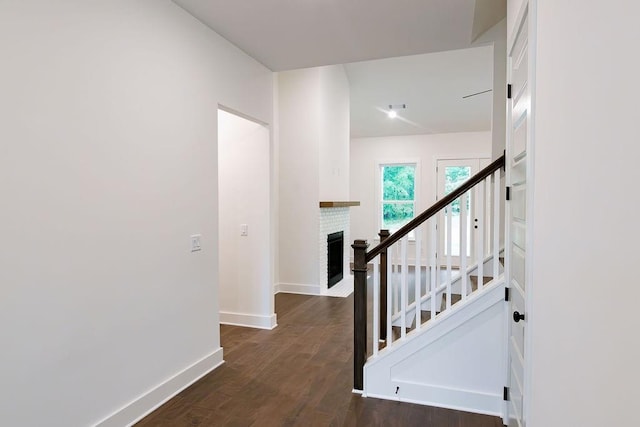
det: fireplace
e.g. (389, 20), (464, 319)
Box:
(327, 231), (344, 288)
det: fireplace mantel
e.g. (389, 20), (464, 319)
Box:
(319, 201), (360, 208)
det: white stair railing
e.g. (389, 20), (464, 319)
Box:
(351, 156), (505, 392)
(379, 169), (503, 349)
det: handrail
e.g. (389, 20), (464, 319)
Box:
(365, 154), (505, 262)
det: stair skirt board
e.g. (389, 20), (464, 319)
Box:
(95, 348), (224, 427)
(364, 280), (505, 416)
(219, 311), (277, 330)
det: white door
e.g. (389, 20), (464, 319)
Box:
(506, 5), (531, 427)
(437, 158), (489, 268)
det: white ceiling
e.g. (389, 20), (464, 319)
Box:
(172, 0), (505, 137)
(346, 46), (494, 138)
(172, 0), (486, 71)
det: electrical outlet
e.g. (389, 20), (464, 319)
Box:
(190, 234), (202, 252)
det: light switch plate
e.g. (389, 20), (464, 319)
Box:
(190, 234), (202, 252)
(240, 224), (248, 236)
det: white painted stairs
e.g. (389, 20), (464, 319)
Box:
(363, 275), (507, 417)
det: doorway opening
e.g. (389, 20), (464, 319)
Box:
(218, 108), (275, 329)
(436, 158), (490, 267)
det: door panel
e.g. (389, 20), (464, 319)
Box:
(509, 361), (524, 425)
(511, 185), (526, 221)
(512, 44), (528, 101)
(512, 246), (526, 290)
(507, 5), (530, 427)
(513, 119), (528, 160)
(512, 222), (526, 251)
(512, 157), (526, 184)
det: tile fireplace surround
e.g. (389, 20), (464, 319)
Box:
(318, 201), (359, 296)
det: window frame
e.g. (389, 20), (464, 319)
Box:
(376, 160), (420, 236)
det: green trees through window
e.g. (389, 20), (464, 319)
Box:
(445, 166), (471, 214)
(381, 164), (416, 231)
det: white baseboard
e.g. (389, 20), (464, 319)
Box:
(219, 311), (277, 330)
(95, 348), (224, 427)
(275, 282), (321, 295)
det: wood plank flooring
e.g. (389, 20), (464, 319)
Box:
(137, 293), (503, 426)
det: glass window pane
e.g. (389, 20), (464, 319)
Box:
(382, 165), (415, 201)
(445, 166), (471, 215)
(382, 202), (414, 231)
(445, 166), (471, 193)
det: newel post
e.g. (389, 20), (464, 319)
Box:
(352, 239), (369, 392)
(378, 229), (390, 341)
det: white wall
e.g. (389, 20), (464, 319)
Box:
(473, 19), (508, 161)
(218, 110), (275, 329)
(278, 68), (321, 289)
(528, 1), (640, 425)
(0, 1), (273, 426)
(350, 132), (491, 244)
(278, 65), (350, 292)
(319, 66), (351, 200)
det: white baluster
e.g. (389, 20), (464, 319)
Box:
(461, 192), (468, 300)
(387, 246), (393, 346)
(414, 223), (422, 331)
(435, 211), (441, 315)
(476, 179), (485, 290)
(373, 256), (379, 357)
(486, 178), (492, 256)
(400, 236), (408, 339)
(430, 217), (437, 316)
(446, 204), (453, 310)
(393, 244), (399, 315)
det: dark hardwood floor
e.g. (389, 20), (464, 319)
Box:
(137, 292), (503, 426)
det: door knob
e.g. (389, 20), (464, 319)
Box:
(513, 311), (525, 323)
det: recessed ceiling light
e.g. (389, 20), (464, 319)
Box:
(387, 103), (406, 119)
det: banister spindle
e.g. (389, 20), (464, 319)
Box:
(393, 244), (399, 315)
(446, 204), (452, 310)
(386, 244), (393, 347)
(414, 224), (422, 331)
(352, 239), (369, 392)
(430, 217), (437, 316)
(476, 179), (485, 290)
(400, 236), (408, 339)
(461, 192), (469, 299)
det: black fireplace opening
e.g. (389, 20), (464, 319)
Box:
(327, 231), (344, 288)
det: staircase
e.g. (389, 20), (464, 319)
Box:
(352, 155), (506, 416)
